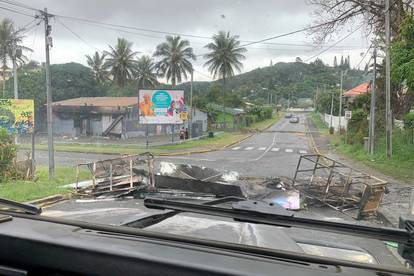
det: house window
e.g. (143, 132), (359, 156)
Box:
(74, 118), (80, 128)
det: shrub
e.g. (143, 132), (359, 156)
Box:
(403, 112), (414, 143)
(347, 109), (368, 145)
(0, 128), (16, 181)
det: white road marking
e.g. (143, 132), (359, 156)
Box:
(271, 147), (280, 152)
(245, 147), (254, 150)
(299, 150), (308, 154)
(251, 134), (277, 162)
(258, 147), (266, 151)
(285, 149), (293, 153)
(232, 146), (241, 150)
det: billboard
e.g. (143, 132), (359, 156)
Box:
(138, 89), (186, 124)
(0, 99), (35, 134)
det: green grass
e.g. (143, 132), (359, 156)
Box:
(0, 166), (90, 202)
(18, 114), (282, 155)
(310, 112), (329, 134)
(310, 113), (414, 183)
(333, 131), (414, 183)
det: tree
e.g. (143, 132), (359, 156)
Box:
(295, 57), (303, 63)
(340, 55), (344, 68)
(135, 55), (158, 88)
(0, 18), (30, 96)
(307, 0), (410, 43)
(85, 51), (109, 84)
(391, 13), (414, 117)
(204, 31), (247, 86)
(333, 56), (338, 67)
(153, 35), (195, 87)
(104, 38), (139, 87)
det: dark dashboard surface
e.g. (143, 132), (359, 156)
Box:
(0, 213), (411, 276)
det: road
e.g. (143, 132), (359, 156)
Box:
(40, 113), (403, 267)
(25, 113), (310, 178)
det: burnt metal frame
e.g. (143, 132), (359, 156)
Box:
(75, 152), (155, 192)
(293, 154), (387, 217)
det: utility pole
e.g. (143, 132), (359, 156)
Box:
(12, 47), (18, 99)
(385, 0), (393, 157)
(338, 71), (344, 132)
(369, 45), (377, 155)
(189, 69), (193, 138)
(12, 46), (19, 145)
(330, 90), (334, 129)
(43, 8), (54, 179)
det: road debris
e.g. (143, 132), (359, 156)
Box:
(293, 154), (387, 219)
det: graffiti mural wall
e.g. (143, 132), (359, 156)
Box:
(0, 99), (34, 134)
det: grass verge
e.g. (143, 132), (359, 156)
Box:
(19, 113), (281, 155)
(0, 166), (90, 202)
(309, 113), (414, 183)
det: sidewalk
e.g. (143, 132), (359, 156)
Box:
(306, 115), (412, 227)
(20, 132), (186, 147)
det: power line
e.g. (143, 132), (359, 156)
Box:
(304, 25), (363, 62)
(355, 42), (373, 69)
(0, 0), (368, 51)
(0, 4), (35, 17)
(0, 0), (39, 11)
(56, 17), (100, 51)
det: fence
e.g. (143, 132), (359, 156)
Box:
(324, 113), (348, 131)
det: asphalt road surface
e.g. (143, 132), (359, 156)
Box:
(24, 113), (311, 178)
(40, 113), (403, 267)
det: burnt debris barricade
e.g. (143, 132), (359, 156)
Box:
(75, 153), (155, 198)
(293, 154), (387, 219)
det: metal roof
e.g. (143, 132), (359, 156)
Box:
(52, 97), (138, 107)
(206, 103), (245, 115)
(343, 82), (371, 97)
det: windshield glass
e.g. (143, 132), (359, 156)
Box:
(0, 0), (413, 270)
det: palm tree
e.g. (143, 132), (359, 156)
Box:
(135, 55), (158, 88)
(203, 31), (246, 86)
(104, 38), (139, 87)
(153, 36), (196, 87)
(85, 51), (109, 84)
(0, 18), (30, 96)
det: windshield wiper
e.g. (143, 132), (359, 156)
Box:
(0, 198), (42, 215)
(144, 197), (414, 264)
(122, 196), (244, 228)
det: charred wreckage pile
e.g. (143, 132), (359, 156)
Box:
(73, 153), (387, 220)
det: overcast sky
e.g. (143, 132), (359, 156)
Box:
(0, 0), (371, 81)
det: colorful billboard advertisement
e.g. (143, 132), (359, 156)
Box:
(138, 89), (186, 124)
(0, 99), (35, 134)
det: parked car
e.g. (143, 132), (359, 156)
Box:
(289, 116), (299, 123)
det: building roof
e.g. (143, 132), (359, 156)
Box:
(206, 103), (245, 115)
(52, 97), (137, 107)
(343, 82), (371, 97)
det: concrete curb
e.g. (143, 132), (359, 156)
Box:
(27, 194), (70, 208)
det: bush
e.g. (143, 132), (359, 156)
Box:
(403, 112), (414, 143)
(0, 128), (16, 181)
(346, 109), (368, 145)
(248, 106), (273, 121)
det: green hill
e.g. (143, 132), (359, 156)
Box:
(179, 60), (369, 107)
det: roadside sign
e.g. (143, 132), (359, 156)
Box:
(345, 110), (352, 119)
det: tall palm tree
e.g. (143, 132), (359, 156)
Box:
(0, 18), (30, 96)
(85, 51), (109, 84)
(203, 31), (247, 86)
(153, 36), (196, 87)
(104, 38), (139, 87)
(135, 55), (158, 88)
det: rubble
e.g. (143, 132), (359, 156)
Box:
(72, 153), (386, 220)
(293, 154), (387, 219)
